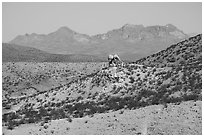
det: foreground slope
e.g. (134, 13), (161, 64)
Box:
(3, 101), (201, 135)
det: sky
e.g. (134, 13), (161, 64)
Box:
(2, 2), (202, 42)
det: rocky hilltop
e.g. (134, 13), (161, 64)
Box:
(9, 24), (189, 61)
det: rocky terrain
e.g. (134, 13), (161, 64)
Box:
(9, 24), (189, 61)
(2, 34), (202, 135)
(2, 62), (105, 101)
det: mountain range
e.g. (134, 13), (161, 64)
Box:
(8, 24), (189, 61)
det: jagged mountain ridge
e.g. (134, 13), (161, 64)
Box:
(9, 24), (189, 61)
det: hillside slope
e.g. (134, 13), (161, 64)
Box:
(2, 43), (105, 62)
(2, 43), (48, 62)
(135, 34), (201, 68)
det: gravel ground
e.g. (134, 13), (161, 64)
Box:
(3, 100), (202, 135)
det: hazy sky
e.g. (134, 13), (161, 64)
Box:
(2, 2), (202, 42)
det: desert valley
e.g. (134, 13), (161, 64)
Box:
(2, 22), (202, 134)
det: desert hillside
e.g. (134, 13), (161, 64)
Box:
(2, 35), (202, 135)
(2, 43), (105, 62)
(135, 34), (201, 68)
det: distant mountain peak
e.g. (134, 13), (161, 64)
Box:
(165, 24), (178, 30)
(58, 26), (71, 30)
(122, 24), (144, 29)
(56, 26), (75, 33)
(123, 23), (135, 27)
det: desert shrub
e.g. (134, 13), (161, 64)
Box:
(50, 102), (55, 107)
(27, 117), (35, 123)
(167, 56), (176, 62)
(18, 118), (26, 125)
(183, 94), (198, 101)
(44, 103), (49, 108)
(44, 125), (48, 129)
(58, 109), (66, 118)
(2, 114), (9, 122)
(56, 102), (61, 107)
(3, 112), (20, 124)
(66, 117), (72, 122)
(4, 105), (11, 110)
(43, 116), (51, 123)
(154, 85), (169, 102)
(142, 65), (147, 69)
(7, 122), (15, 130)
(119, 110), (124, 114)
(168, 97), (182, 104)
(171, 85), (182, 93)
(76, 96), (83, 102)
(164, 71), (172, 79)
(49, 108), (66, 119)
(39, 107), (48, 117)
(157, 80), (163, 86)
(129, 76), (135, 83)
(78, 112), (84, 118)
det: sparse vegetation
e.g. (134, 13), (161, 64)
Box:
(2, 35), (202, 134)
